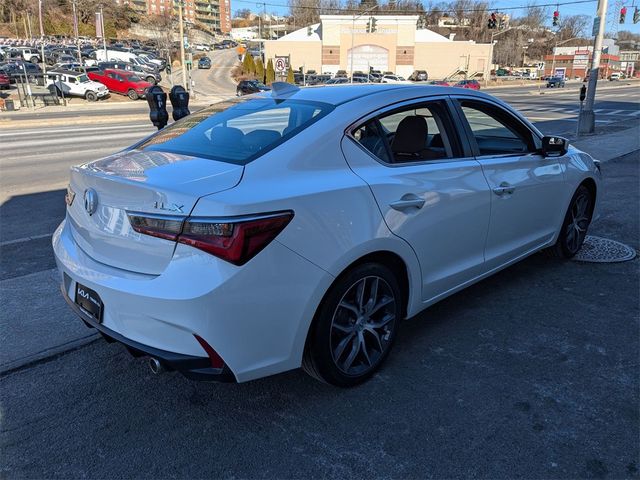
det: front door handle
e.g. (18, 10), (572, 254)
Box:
(492, 182), (515, 196)
(390, 195), (425, 211)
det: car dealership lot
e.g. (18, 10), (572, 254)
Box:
(0, 85), (638, 477)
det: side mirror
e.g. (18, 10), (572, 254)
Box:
(541, 135), (569, 157)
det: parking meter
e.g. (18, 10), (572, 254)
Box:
(579, 85), (586, 102)
(146, 85), (169, 130)
(169, 85), (190, 121)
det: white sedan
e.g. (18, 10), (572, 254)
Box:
(53, 83), (601, 386)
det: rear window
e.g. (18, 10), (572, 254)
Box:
(137, 97), (333, 165)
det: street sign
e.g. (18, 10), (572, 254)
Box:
(592, 17), (600, 36)
(274, 56), (289, 73)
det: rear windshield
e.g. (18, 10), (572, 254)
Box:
(137, 97), (334, 165)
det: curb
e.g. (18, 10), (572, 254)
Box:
(0, 333), (100, 378)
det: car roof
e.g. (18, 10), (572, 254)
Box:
(259, 83), (494, 106)
(48, 69), (82, 75)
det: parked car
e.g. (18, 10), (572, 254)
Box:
(335, 69), (348, 78)
(0, 70), (10, 88)
(408, 70), (428, 81)
(15, 47), (40, 63)
(429, 80), (450, 86)
(87, 68), (152, 100)
(52, 83), (602, 387)
(325, 77), (349, 84)
(198, 56), (211, 69)
(195, 44), (210, 51)
(97, 61), (161, 84)
(608, 72), (622, 81)
(46, 69), (109, 101)
(236, 79), (270, 96)
(546, 77), (565, 88)
(381, 74), (407, 83)
(454, 79), (481, 90)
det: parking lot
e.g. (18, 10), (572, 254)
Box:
(1, 133), (638, 477)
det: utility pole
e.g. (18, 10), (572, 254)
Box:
(178, 0), (187, 91)
(486, 27), (513, 87)
(38, 0), (46, 74)
(26, 12), (33, 39)
(72, 0), (84, 71)
(99, 5), (107, 61)
(578, 0), (608, 135)
(350, 4), (378, 83)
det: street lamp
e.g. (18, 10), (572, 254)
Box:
(486, 27), (512, 86)
(349, 4), (377, 83)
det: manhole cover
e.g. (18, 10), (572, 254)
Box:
(572, 235), (637, 263)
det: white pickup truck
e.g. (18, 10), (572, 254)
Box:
(46, 69), (110, 101)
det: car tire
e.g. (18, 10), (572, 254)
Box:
(545, 185), (593, 259)
(127, 89), (138, 100)
(303, 262), (402, 387)
(85, 91), (97, 102)
(146, 76), (156, 84)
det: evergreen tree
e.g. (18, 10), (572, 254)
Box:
(266, 59), (275, 84)
(255, 58), (265, 83)
(242, 52), (256, 76)
(286, 66), (295, 84)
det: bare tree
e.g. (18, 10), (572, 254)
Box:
(288, 0), (321, 26)
(558, 14), (590, 40)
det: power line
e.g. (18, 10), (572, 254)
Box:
(232, 0), (597, 14)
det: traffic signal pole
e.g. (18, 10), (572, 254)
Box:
(578, 0), (608, 135)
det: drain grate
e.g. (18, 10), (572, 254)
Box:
(572, 235), (637, 263)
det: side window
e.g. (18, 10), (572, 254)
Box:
(352, 101), (459, 164)
(68, 77), (76, 84)
(458, 100), (536, 156)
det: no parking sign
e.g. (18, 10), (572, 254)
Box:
(275, 56), (289, 73)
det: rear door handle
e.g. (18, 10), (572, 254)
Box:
(390, 195), (425, 211)
(492, 182), (515, 196)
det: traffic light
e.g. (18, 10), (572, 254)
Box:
(367, 16), (377, 33)
(552, 10), (560, 27)
(619, 6), (627, 23)
(307, 26), (312, 36)
(498, 15), (505, 29)
(634, 7), (640, 23)
(488, 12), (497, 29)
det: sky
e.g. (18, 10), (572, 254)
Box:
(234, 0), (640, 35)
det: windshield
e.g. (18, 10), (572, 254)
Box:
(137, 97), (334, 165)
(127, 74), (142, 82)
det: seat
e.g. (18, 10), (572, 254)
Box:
(391, 116), (445, 162)
(242, 129), (281, 153)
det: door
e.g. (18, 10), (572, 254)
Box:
(453, 98), (566, 271)
(341, 98), (491, 302)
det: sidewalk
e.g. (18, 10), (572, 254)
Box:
(572, 123), (640, 162)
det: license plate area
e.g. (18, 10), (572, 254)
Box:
(75, 282), (103, 323)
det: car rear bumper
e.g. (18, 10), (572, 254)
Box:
(61, 284), (235, 381)
(53, 215), (332, 383)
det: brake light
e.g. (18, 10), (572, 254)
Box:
(127, 211), (293, 266)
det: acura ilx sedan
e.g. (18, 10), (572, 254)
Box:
(54, 83), (601, 386)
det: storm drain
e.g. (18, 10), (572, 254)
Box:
(572, 235), (637, 263)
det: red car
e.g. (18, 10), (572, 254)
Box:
(87, 68), (152, 100)
(0, 71), (10, 89)
(454, 79), (481, 90)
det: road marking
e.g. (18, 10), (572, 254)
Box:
(1, 233), (52, 247)
(0, 123), (152, 138)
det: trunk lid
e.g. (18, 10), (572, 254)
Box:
(67, 149), (243, 275)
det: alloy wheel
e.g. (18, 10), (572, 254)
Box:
(330, 276), (396, 376)
(565, 191), (591, 254)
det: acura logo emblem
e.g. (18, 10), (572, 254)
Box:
(84, 188), (98, 216)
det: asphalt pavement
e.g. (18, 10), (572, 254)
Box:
(0, 80), (638, 478)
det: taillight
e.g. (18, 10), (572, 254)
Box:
(127, 211), (293, 266)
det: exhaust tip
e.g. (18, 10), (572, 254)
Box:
(148, 357), (164, 375)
